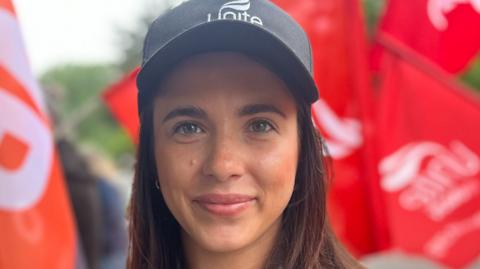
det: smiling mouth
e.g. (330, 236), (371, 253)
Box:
(193, 194), (255, 216)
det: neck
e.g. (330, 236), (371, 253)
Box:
(183, 221), (281, 269)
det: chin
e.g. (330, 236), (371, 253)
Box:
(191, 224), (254, 253)
(202, 237), (247, 253)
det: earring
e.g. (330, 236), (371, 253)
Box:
(154, 180), (160, 190)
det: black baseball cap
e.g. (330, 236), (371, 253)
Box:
(137, 0), (319, 114)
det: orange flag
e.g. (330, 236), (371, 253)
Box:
(0, 1), (76, 268)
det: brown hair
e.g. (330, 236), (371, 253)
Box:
(126, 63), (363, 269)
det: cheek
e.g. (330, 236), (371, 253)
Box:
(155, 131), (204, 182)
(156, 147), (196, 181)
(252, 137), (299, 206)
(154, 144), (201, 212)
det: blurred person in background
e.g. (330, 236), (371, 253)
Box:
(57, 138), (102, 269)
(127, 0), (364, 268)
(97, 175), (128, 269)
(57, 138), (128, 269)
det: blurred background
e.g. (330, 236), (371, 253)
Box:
(1, 0), (479, 268)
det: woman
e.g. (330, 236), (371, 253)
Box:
(128, 0), (363, 268)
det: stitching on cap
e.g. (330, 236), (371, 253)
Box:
(308, 39), (313, 73)
(143, 19), (158, 63)
(306, 32), (313, 72)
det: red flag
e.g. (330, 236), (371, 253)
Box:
(0, 1), (76, 268)
(376, 0), (480, 73)
(376, 34), (480, 268)
(102, 68), (140, 144)
(272, 0), (382, 255)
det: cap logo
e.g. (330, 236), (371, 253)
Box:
(207, 0), (263, 26)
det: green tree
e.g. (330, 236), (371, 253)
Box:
(363, 0), (386, 37)
(41, 64), (134, 161)
(461, 58), (480, 92)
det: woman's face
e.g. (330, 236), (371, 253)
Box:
(153, 52), (299, 255)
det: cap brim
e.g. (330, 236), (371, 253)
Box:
(137, 19), (318, 113)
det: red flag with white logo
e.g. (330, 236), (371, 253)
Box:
(375, 0), (480, 73)
(272, 0), (382, 255)
(102, 68), (140, 144)
(376, 33), (480, 268)
(0, 1), (76, 268)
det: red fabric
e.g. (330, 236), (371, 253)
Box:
(0, 0), (15, 15)
(272, 0), (380, 255)
(0, 1), (76, 267)
(376, 0), (480, 74)
(376, 34), (480, 268)
(102, 68), (140, 144)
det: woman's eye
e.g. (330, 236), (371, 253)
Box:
(249, 120), (274, 133)
(174, 122), (204, 135)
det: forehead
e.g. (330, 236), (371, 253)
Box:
(155, 52), (296, 105)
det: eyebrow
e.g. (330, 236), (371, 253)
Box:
(162, 106), (207, 123)
(162, 103), (286, 123)
(239, 104), (286, 118)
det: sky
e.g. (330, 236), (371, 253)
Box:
(13, 0), (174, 75)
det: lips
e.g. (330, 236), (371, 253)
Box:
(193, 194), (255, 216)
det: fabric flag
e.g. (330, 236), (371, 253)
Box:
(272, 0), (382, 255)
(102, 68), (140, 144)
(0, 1), (76, 268)
(375, 0), (480, 74)
(376, 33), (480, 268)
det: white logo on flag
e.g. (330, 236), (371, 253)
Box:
(0, 7), (53, 211)
(428, 0), (480, 30)
(312, 99), (363, 159)
(207, 0), (263, 26)
(0, 90), (53, 211)
(379, 141), (480, 220)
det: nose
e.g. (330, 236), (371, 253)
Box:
(202, 133), (245, 182)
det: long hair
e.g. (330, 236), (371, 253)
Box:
(127, 75), (362, 269)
